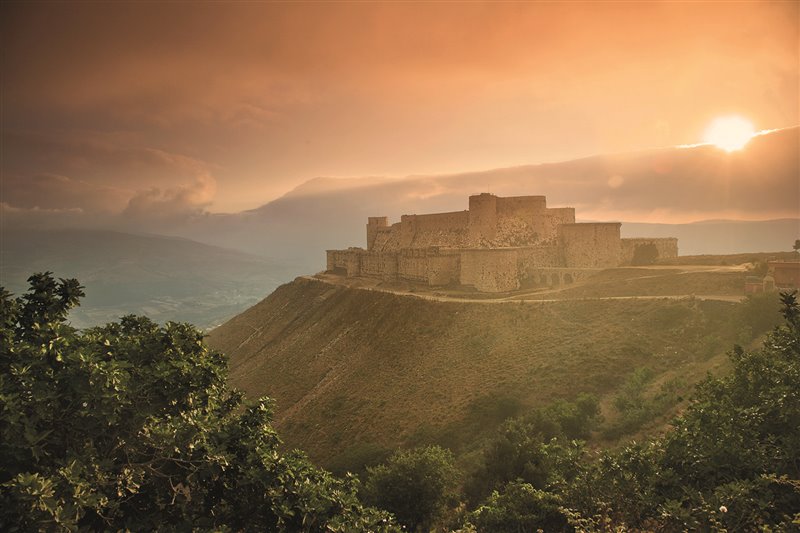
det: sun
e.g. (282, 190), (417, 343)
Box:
(703, 116), (755, 152)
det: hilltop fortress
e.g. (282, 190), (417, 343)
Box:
(327, 193), (678, 292)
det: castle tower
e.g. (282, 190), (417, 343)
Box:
(366, 216), (388, 250)
(468, 193), (497, 245)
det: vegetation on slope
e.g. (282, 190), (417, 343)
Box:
(348, 294), (798, 531)
(457, 291), (800, 531)
(1, 272), (796, 531)
(209, 277), (780, 472)
(0, 273), (397, 531)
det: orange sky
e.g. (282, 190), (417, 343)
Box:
(2, 1), (798, 215)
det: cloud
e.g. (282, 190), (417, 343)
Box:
(0, 128), (222, 237)
(2, 173), (131, 212)
(123, 173), (217, 219)
(2, 130), (219, 217)
(1, 2), (797, 216)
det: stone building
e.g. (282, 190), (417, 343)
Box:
(765, 261), (800, 291)
(327, 193), (678, 292)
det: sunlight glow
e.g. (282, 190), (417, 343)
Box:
(703, 116), (755, 152)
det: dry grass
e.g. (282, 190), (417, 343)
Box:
(524, 268), (746, 299)
(207, 274), (770, 471)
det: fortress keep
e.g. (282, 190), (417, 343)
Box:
(327, 193), (678, 292)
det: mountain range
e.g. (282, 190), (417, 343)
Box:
(1, 229), (296, 329)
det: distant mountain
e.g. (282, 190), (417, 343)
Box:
(621, 219), (799, 255)
(0, 229), (298, 329)
(164, 127), (798, 268)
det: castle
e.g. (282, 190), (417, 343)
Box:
(327, 193), (678, 292)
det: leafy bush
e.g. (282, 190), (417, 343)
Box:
(362, 445), (457, 532)
(465, 292), (800, 531)
(736, 291), (784, 338)
(0, 273), (398, 532)
(464, 417), (585, 508)
(530, 393), (602, 441)
(565, 292), (800, 530)
(602, 368), (685, 439)
(470, 481), (568, 532)
(631, 243), (659, 265)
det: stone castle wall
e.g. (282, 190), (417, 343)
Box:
(369, 193), (575, 251)
(327, 193), (677, 293)
(460, 249), (520, 292)
(558, 223), (622, 268)
(400, 211), (470, 249)
(517, 245), (562, 282)
(427, 251), (461, 285)
(397, 248), (431, 281)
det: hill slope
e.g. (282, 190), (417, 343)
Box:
(208, 276), (765, 470)
(1, 229), (297, 328)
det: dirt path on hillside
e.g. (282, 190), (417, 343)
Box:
(304, 267), (747, 305)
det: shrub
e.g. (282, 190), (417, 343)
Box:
(363, 445), (457, 531)
(0, 273), (398, 532)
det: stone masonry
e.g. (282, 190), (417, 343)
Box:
(327, 193), (678, 292)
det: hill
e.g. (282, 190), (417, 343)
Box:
(207, 274), (778, 472)
(0, 229), (297, 329)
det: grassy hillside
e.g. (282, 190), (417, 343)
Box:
(208, 276), (778, 472)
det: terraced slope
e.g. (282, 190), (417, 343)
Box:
(208, 276), (756, 470)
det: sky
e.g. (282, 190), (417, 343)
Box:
(1, 1), (798, 218)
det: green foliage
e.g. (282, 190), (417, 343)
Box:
(736, 291), (784, 339)
(363, 445), (457, 531)
(658, 294), (800, 502)
(530, 393), (602, 442)
(631, 243), (659, 266)
(0, 273), (398, 532)
(461, 292), (800, 531)
(603, 368), (683, 438)
(747, 258), (770, 278)
(464, 417), (585, 507)
(463, 394), (599, 506)
(470, 481), (568, 533)
(564, 291), (800, 530)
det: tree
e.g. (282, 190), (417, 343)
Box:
(470, 481), (568, 533)
(793, 239), (800, 253)
(655, 290), (800, 529)
(0, 273), (398, 531)
(464, 417), (584, 508)
(631, 243), (659, 266)
(363, 445), (457, 531)
(561, 291), (800, 530)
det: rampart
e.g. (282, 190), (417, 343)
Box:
(558, 223), (622, 268)
(327, 193), (678, 292)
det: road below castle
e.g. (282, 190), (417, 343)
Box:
(306, 262), (750, 305)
